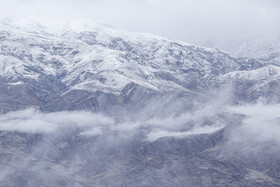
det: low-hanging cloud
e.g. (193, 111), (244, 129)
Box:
(224, 103), (280, 156)
(1, 102), (280, 150)
(0, 106), (225, 142)
(0, 108), (113, 134)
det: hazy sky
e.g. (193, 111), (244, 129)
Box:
(0, 0), (279, 45)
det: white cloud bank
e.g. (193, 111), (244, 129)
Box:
(0, 107), (224, 141)
(0, 108), (112, 134)
(225, 103), (280, 155)
(1, 102), (279, 146)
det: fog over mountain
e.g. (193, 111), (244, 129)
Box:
(0, 1), (280, 186)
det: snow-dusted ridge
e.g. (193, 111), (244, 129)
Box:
(0, 18), (279, 112)
(221, 65), (280, 81)
(215, 33), (280, 66)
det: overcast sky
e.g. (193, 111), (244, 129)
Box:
(0, 0), (279, 46)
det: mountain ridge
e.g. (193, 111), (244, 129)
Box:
(0, 20), (274, 113)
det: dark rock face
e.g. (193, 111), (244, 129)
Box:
(0, 22), (280, 186)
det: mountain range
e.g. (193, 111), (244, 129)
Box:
(0, 19), (280, 186)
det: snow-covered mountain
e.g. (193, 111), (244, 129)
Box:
(1, 19), (277, 113)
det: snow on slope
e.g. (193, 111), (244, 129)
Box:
(215, 33), (280, 66)
(0, 18), (274, 97)
(221, 65), (280, 81)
